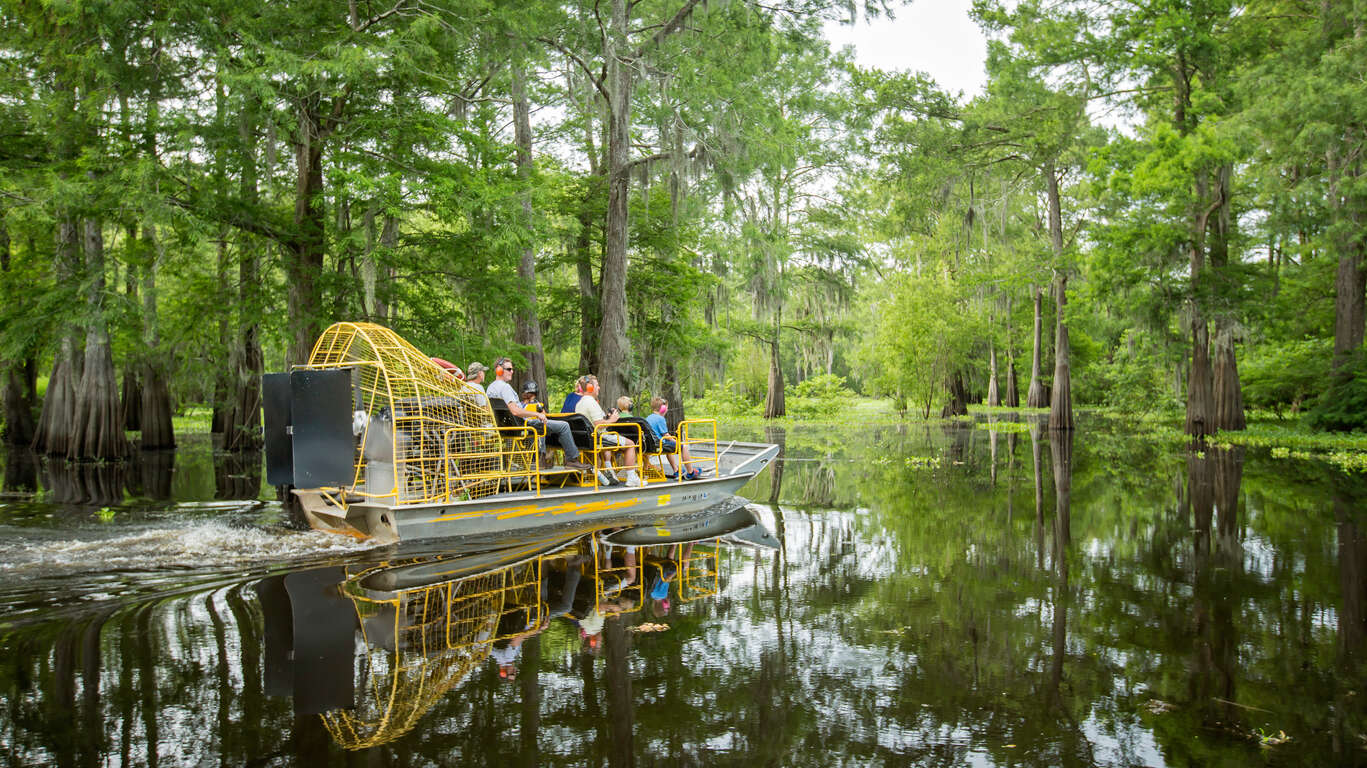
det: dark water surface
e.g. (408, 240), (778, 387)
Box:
(1, 418), (1366, 767)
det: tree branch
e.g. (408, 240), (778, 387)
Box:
(356, 0), (410, 32)
(538, 37), (610, 102)
(632, 0), (706, 58)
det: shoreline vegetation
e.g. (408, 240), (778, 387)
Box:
(683, 398), (1367, 473)
(151, 396), (1367, 473)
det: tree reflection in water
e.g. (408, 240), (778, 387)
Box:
(214, 448), (262, 500)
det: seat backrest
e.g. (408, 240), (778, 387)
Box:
(554, 412), (596, 450)
(488, 398), (523, 430)
(610, 416), (659, 453)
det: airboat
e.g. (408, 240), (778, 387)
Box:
(263, 322), (779, 543)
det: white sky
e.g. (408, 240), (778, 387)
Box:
(822, 1), (989, 99)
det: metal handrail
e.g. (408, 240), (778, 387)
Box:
(679, 419), (719, 478)
(441, 424), (541, 501)
(593, 421), (643, 486)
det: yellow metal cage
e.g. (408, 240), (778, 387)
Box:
(301, 321), (520, 505)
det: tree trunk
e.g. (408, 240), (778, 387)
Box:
(511, 55), (547, 399)
(140, 94), (174, 450)
(1, 219), (36, 445)
(287, 100), (327, 367)
(1208, 163), (1244, 431)
(70, 216), (129, 461)
(1212, 323), (1245, 432)
(597, 0), (633, 406)
(361, 206), (395, 325)
(223, 98), (262, 451)
(576, 203), (600, 375)
(1026, 286), (1047, 407)
(1049, 276), (1073, 430)
(120, 367), (141, 432)
(1006, 358), (1020, 408)
(378, 214), (396, 324)
(1333, 244), (1365, 365)
(941, 371), (968, 417)
(1186, 175), (1215, 438)
(986, 340), (1000, 407)
(665, 358), (685, 432)
(33, 83), (86, 460)
(1045, 167), (1073, 430)
(140, 227), (175, 450)
(1187, 318), (1214, 437)
(764, 325), (785, 419)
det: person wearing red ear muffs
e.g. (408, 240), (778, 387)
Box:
(487, 356), (591, 472)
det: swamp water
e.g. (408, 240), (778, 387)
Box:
(0, 418), (1364, 767)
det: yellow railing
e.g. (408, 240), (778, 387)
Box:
(679, 419), (719, 478)
(441, 424), (542, 500)
(592, 421), (643, 488)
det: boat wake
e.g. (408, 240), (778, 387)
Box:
(0, 520), (380, 579)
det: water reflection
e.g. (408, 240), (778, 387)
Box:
(259, 509), (772, 752)
(3, 421), (1367, 766)
(214, 449), (262, 500)
(2, 449), (35, 495)
(41, 458), (130, 507)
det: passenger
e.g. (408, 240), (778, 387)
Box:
(487, 356), (591, 472)
(575, 375), (641, 487)
(560, 377), (586, 414)
(464, 361), (488, 406)
(520, 380), (543, 413)
(647, 397), (701, 480)
(612, 397), (660, 454)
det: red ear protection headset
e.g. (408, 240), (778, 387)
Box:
(495, 358), (512, 376)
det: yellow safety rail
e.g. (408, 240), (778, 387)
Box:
(679, 419), (719, 478)
(441, 424), (541, 500)
(593, 421), (643, 487)
(299, 322), (537, 505)
(641, 425), (678, 481)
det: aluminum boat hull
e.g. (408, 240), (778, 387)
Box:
(296, 440), (779, 543)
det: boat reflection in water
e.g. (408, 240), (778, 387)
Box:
(256, 502), (777, 750)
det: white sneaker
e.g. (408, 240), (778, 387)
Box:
(625, 472), (643, 488)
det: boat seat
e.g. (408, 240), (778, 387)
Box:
(607, 416), (659, 454)
(550, 412), (597, 451)
(489, 397), (546, 437)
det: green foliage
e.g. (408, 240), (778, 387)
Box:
(1307, 351), (1367, 433)
(1073, 329), (1176, 411)
(1240, 338), (1332, 416)
(688, 383), (762, 419)
(861, 269), (976, 418)
(785, 374), (847, 418)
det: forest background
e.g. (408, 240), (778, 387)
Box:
(1, 0), (1365, 462)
